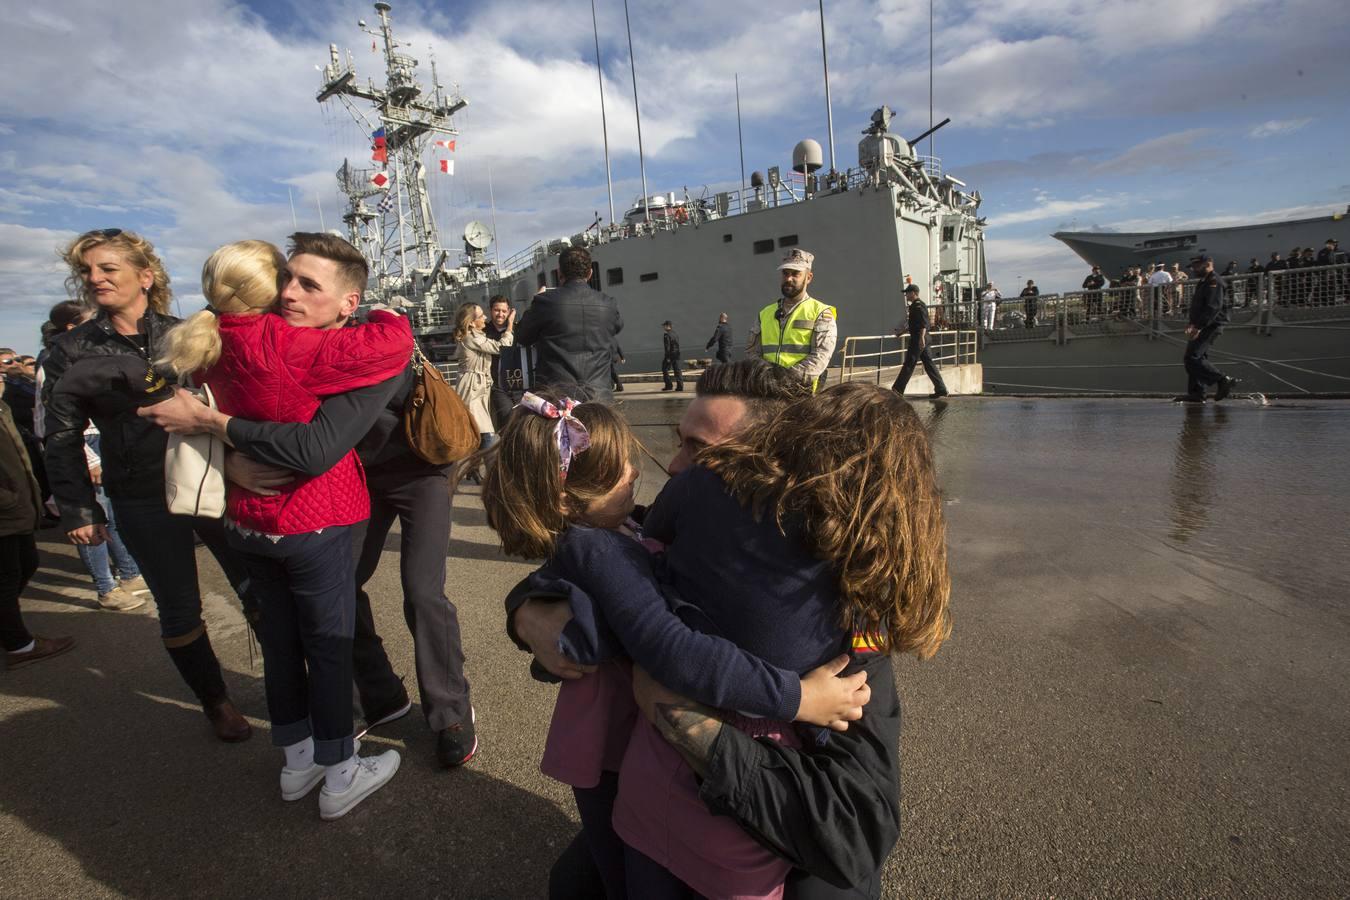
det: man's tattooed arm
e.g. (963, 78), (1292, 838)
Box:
(653, 701), (725, 779)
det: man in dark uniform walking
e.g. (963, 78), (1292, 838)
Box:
(661, 320), (684, 392)
(705, 312), (732, 364)
(1176, 255), (1236, 403)
(891, 283), (949, 398)
(610, 340), (625, 393)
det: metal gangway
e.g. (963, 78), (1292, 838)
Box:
(837, 328), (978, 385)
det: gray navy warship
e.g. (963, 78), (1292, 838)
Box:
(315, 3), (1350, 397)
(315, 3), (988, 376)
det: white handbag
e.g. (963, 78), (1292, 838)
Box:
(164, 383), (226, 518)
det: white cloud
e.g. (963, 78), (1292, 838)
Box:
(1, 0), (1348, 352)
(1249, 118), (1313, 139)
(985, 236), (1088, 294)
(991, 194), (1118, 227)
(1090, 129), (1217, 176)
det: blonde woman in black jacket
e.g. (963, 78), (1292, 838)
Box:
(43, 229), (255, 741)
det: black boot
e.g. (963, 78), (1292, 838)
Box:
(165, 629), (251, 742)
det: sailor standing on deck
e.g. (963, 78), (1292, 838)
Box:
(747, 248), (837, 391)
(1177, 255), (1237, 403)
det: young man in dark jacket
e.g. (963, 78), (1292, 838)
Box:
(1, 391), (74, 669)
(514, 247), (622, 402)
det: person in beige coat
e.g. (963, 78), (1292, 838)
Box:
(453, 302), (515, 450)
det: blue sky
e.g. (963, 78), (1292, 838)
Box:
(2, 0), (1347, 352)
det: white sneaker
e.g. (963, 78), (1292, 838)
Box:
(318, 750), (400, 820)
(280, 738), (360, 801)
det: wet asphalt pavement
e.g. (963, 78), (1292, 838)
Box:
(2, 394), (1347, 898)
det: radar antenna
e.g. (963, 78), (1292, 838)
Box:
(317, 2), (468, 298)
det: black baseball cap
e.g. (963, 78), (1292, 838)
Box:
(903, 284), (920, 293)
(661, 320), (673, 326)
(1189, 255), (1212, 264)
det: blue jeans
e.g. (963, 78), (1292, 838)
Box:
(110, 494), (256, 639)
(76, 488), (141, 595)
(229, 526), (356, 765)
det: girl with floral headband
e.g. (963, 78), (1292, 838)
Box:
(478, 388), (871, 898)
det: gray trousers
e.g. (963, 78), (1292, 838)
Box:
(350, 467), (471, 731)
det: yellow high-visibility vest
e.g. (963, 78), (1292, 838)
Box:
(758, 294), (835, 391)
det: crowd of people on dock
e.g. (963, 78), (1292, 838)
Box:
(953, 237), (1347, 331)
(1, 230), (952, 898)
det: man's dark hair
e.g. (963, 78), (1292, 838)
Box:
(696, 359), (812, 424)
(489, 294), (511, 308)
(288, 232), (369, 296)
(559, 247), (593, 282)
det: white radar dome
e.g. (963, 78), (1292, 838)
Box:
(792, 139), (824, 174)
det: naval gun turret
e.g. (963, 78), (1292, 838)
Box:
(858, 106), (913, 182)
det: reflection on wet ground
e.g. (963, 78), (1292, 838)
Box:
(924, 397), (1349, 604)
(624, 395), (1350, 606)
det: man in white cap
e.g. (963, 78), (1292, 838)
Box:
(746, 248), (837, 391)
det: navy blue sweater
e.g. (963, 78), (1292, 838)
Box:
(526, 466), (850, 722)
(531, 525), (801, 722)
(644, 466), (848, 677)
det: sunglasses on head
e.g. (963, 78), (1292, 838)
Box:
(80, 228), (123, 239)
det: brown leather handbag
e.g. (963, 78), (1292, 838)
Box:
(404, 343), (478, 464)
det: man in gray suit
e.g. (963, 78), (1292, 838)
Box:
(515, 247), (623, 402)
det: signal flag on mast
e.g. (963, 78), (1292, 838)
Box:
(434, 140), (456, 151)
(439, 160), (454, 174)
(371, 127), (388, 164)
(377, 183), (397, 214)
(370, 171), (392, 189)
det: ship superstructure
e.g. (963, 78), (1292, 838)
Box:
(318, 4), (989, 373)
(318, 1), (493, 302)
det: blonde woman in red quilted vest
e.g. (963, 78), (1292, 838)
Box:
(159, 238), (412, 819)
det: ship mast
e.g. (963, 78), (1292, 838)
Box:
(317, 2), (467, 298)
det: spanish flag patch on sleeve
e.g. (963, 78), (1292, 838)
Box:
(851, 631), (885, 655)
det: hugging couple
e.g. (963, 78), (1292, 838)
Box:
(485, 359), (952, 899)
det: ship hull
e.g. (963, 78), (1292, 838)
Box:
(430, 184), (986, 374)
(1054, 211), (1350, 274)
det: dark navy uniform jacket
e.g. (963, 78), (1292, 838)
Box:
(1188, 272), (1228, 329)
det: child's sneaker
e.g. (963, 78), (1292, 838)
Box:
(318, 750), (400, 820)
(281, 739), (360, 801)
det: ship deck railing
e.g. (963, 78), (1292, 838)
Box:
(838, 329), (978, 385)
(967, 261), (1350, 344)
(577, 168), (878, 244)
